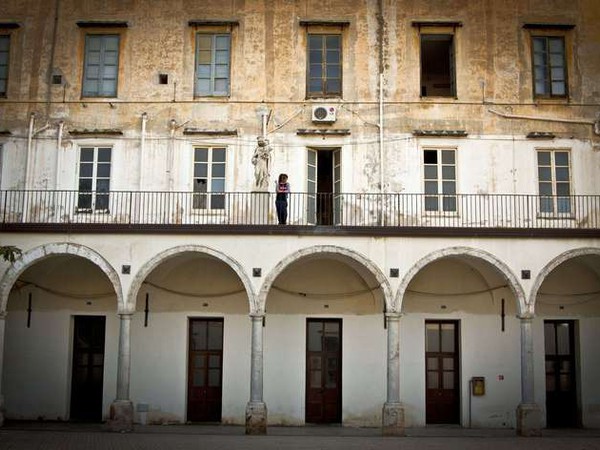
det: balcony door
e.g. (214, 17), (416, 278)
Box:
(307, 148), (341, 225)
(306, 319), (342, 423)
(545, 320), (579, 427)
(187, 318), (223, 422)
(425, 320), (460, 424)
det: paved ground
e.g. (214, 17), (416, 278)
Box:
(0, 422), (599, 450)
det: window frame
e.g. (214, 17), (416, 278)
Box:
(0, 34), (10, 98)
(531, 35), (568, 99)
(194, 32), (231, 97)
(81, 33), (121, 98)
(192, 146), (227, 211)
(306, 33), (343, 98)
(76, 146), (112, 213)
(419, 32), (456, 98)
(423, 147), (458, 214)
(536, 148), (572, 216)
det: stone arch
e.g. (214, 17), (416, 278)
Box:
(127, 245), (255, 313)
(0, 242), (124, 312)
(258, 245), (393, 314)
(529, 247), (600, 313)
(395, 246), (527, 315)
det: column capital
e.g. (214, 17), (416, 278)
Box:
(517, 313), (535, 321)
(118, 312), (134, 320)
(385, 312), (402, 320)
(250, 313), (265, 319)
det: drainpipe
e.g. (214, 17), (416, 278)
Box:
(377, 0), (385, 225)
(139, 112), (148, 190)
(25, 113), (50, 190)
(55, 121), (64, 188)
(168, 119), (176, 191)
(45, 0), (61, 118)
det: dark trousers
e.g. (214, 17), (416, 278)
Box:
(276, 200), (288, 224)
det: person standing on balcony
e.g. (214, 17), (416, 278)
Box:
(252, 137), (272, 191)
(276, 173), (290, 225)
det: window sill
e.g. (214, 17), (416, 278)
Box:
(76, 209), (110, 215)
(536, 213), (575, 220)
(533, 97), (570, 105)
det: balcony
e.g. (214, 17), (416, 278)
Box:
(1, 190), (599, 237)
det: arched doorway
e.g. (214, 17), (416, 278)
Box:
(2, 247), (120, 423)
(260, 246), (390, 426)
(129, 247), (253, 425)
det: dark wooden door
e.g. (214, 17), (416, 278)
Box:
(545, 320), (578, 427)
(306, 319), (342, 423)
(425, 320), (460, 424)
(70, 316), (106, 422)
(187, 318), (223, 422)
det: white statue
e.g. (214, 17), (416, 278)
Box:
(251, 136), (272, 191)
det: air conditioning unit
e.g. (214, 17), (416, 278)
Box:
(312, 105), (337, 123)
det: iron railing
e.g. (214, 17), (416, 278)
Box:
(1, 190), (599, 229)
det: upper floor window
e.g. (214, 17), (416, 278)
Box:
(195, 34), (231, 96)
(420, 34), (455, 97)
(307, 34), (342, 97)
(424, 148), (456, 212)
(82, 34), (120, 97)
(532, 36), (567, 98)
(78, 146), (112, 212)
(0, 35), (9, 97)
(537, 150), (571, 214)
(193, 147), (226, 210)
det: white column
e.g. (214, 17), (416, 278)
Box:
(0, 312), (6, 427)
(249, 314), (264, 402)
(246, 313), (267, 434)
(516, 314), (542, 436)
(108, 313), (134, 432)
(116, 313), (132, 400)
(382, 312), (404, 436)
(386, 313), (400, 403)
(520, 315), (535, 404)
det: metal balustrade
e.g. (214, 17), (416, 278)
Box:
(1, 190), (599, 229)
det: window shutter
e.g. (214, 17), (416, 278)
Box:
(0, 35), (9, 96)
(83, 35), (119, 97)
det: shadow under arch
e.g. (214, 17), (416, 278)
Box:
(529, 247), (600, 314)
(127, 244), (256, 313)
(0, 242), (124, 312)
(394, 246), (526, 315)
(258, 245), (393, 314)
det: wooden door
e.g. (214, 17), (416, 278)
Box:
(187, 318), (223, 422)
(425, 320), (460, 424)
(306, 319), (342, 423)
(545, 320), (578, 427)
(70, 316), (106, 422)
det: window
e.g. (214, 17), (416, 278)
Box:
(193, 147), (226, 210)
(195, 34), (230, 96)
(82, 34), (120, 97)
(532, 36), (567, 98)
(424, 148), (456, 212)
(307, 34), (341, 97)
(0, 35), (9, 97)
(78, 147), (111, 212)
(537, 150), (571, 214)
(421, 34), (455, 97)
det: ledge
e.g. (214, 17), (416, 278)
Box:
(0, 23), (20, 29)
(527, 131), (555, 139)
(412, 21), (462, 28)
(523, 23), (575, 30)
(297, 128), (351, 136)
(413, 129), (468, 137)
(299, 19), (351, 27)
(76, 21), (128, 28)
(183, 128), (238, 136)
(188, 19), (239, 27)
(0, 130), (12, 136)
(69, 129), (123, 136)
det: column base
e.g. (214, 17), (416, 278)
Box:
(382, 402), (405, 436)
(516, 403), (542, 437)
(107, 400), (134, 432)
(245, 401), (267, 435)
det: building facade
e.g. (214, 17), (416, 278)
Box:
(0, 0), (599, 436)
